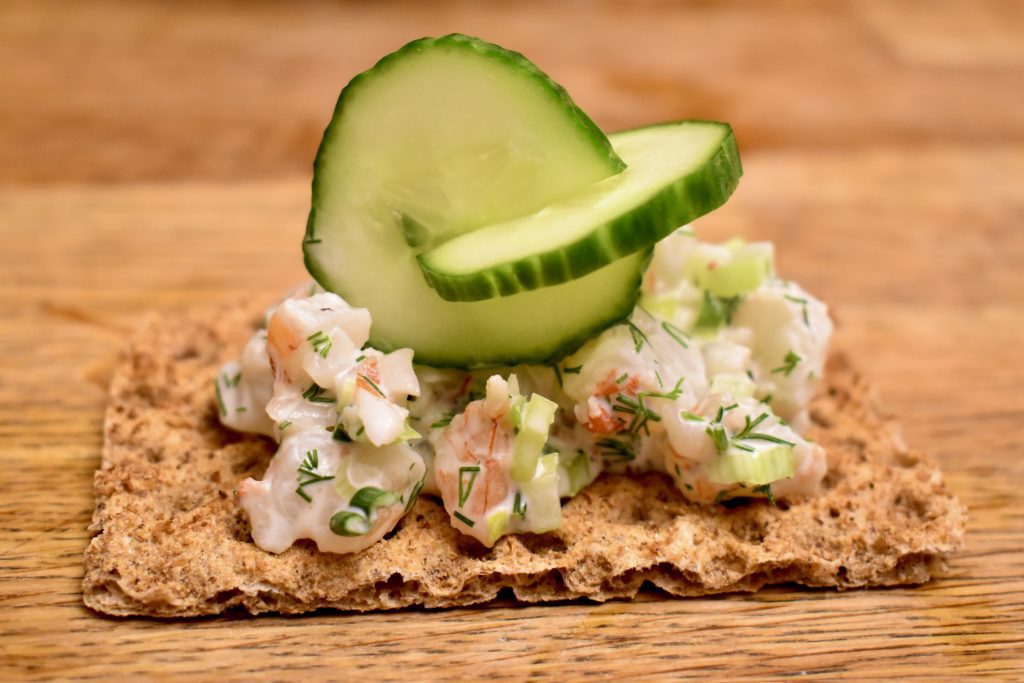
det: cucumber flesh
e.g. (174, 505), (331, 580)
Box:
(418, 121), (741, 301)
(304, 34), (637, 368)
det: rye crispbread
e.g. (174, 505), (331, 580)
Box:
(82, 303), (965, 616)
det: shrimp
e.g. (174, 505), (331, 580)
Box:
(432, 375), (516, 545)
(261, 291), (419, 445)
(238, 431), (425, 555)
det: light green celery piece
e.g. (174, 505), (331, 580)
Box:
(709, 372), (757, 398)
(510, 394), (558, 482)
(560, 451), (592, 497)
(520, 452), (562, 533)
(691, 241), (774, 298)
(486, 509), (509, 546)
(704, 444), (794, 486)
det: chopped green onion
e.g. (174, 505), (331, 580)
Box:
(330, 511), (370, 536)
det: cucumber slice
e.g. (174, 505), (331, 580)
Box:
(304, 34), (636, 368)
(418, 121), (741, 301)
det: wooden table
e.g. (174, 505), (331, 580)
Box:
(1, 1), (1022, 679)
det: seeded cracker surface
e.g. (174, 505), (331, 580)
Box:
(82, 302), (966, 616)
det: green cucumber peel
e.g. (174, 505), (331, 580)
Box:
(418, 121), (742, 301)
(303, 33), (640, 368)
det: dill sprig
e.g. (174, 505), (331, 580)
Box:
(431, 410), (455, 429)
(661, 320), (690, 348)
(550, 363), (563, 388)
(513, 491), (527, 518)
(695, 291), (743, 329)
(753, 483), (777, 506)
(771, 350), (802, 376)
(213, 379), (227, 417)
(453, 510), (475, 527)
(784, 295), (811, 327)
(596, 437), (636, 461)
(563, 365), (583, 375)
(306, 330), (332, 358)
(223, 371), (242, 388)
(624, 320), (649, 352)
(295, 448), (335, 502)
(360, 374), (387, 398)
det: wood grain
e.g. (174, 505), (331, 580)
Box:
(1, 0), (1023, 679)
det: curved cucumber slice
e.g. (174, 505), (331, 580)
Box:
(418, 121), (741, 302)
(304, 34), (638, 368)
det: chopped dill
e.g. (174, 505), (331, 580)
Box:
(624, 320), (649, 352)
(513, 491), (527, 518)
(453, 510), (475, 527)
(360, 374), (386, 398)
(431, 411), (455, 429)
(661, 320), (690, 348)
(458, 466), (481, 507)
(295, 448), (335, 502)
(306, 330), (332, 358)
(302, 383), (335, 403)
(596, 437), (636, 461)
(771, 350), (802, 376)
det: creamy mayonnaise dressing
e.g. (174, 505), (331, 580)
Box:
(218, 230), (833, 553)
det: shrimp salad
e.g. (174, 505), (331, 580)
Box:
(217, 230), (832, 552)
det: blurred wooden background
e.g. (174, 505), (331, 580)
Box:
(3, 0), (1022, 183)
(1, 0), (1022, 679)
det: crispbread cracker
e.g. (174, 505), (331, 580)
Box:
(83, 303), (965, 616)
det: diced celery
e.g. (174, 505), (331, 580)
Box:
(338, 376), (357, 408)
(332, 460), (358, 501)
(486, 509), (509, 546)
(709, 372), (756, 398)
(704, 444), (794, 485)
(558, 450), (592, 497)
(510, 394), (558, 482)
(639, 293), (678, 321)
(691, 241), (774, 298)
(397, 422), (422, 442)
(520, 452), (562, 533)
